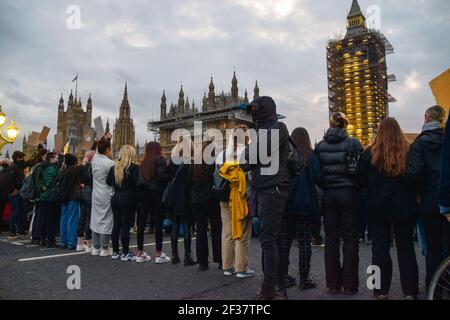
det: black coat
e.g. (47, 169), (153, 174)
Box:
(315, 128), (363, 190)
(405, 128), (444, 215)
(439, 117), (450, 212)
(242, 97), (290, 190)
(187, 163), (215, 205)
(137, 157), (170, 194)
(106, 163), (139, 193)
(60, 165), (82, 203)
(285, 153), (321, 218)
(1, 162), (25, 194)
(359, 149), (418, 220)
(168, 161), (192, 217)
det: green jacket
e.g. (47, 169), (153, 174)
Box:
(39, 164), (59, 202)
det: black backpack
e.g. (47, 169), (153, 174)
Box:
(212, 164), (231, 202)
(287, 137), (304, 177)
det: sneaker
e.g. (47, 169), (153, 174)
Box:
(91, 248), (100, 256)
(136, 252), (151, 263)
(85, 246), (93, 253)
(311, 239), (325, 247)
(298, 278), (317, 291)
(76, 244), (86, 252)
(8, 233), (19, 240)
(155, 252), (171, 264)
(284, 275), (297, 288)
(375, 294), (389, 300)
(405, 295), (419, 300)
(223, 269), (235, 276)
(111, 251), (122, 260)
(121, 252), (136, 262)
(236, 269), (256, 279)
(100, 249), (110, 257)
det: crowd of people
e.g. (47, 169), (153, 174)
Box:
(0, 96), (449, 301)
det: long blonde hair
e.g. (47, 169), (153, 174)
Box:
(115, 145), (136, 186)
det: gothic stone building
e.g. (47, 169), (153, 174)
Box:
(57, 91), (94, 162)
(148, 72), (259, 157)
(113, 83), (135, 158)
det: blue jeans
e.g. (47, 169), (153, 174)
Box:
(8, 193), (26, 234)
(60, 201), (80, 248)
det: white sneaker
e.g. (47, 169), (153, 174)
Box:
(85, 246), (93, 253)
(111, 251), (122, 260)
(76, 244), (86, 252)
(155, 252), (171, 264)
(91, 248), (100, 256)
(121, 252), (136, 262)
(136, 252), (151, 263)
(100, 249), (110, 257)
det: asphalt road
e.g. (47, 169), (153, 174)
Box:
(0, 232), (426, 300)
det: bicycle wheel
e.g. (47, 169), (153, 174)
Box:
(428, 257), (450, 300)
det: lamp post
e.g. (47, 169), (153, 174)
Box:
(0, 105), (19, 156)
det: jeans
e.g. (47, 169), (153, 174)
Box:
(137, 191), (163, 252)
(322, 188), (360, 291)
(192, 198), (222, 266)
(371, 215), (419, 296)
(111, 192), (135, 254)
(422, 211), (450, 288)
(92, 232), (110, 250)
(257, 186), (289, 293)
(171, 215), (193, 259)
(280, 216), (313, 278)
(39, 201), (58, 243)
(60, 201), (80, 249)
(8, 193), (26, 234)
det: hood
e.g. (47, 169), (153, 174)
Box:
(247, 96), (277, 127)
(418, 128), (444, 150)
(324, 128), (348, 144)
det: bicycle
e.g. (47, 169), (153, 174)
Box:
(427, 256), (450, 300)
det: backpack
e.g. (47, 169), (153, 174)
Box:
(47, 172), (66, 203)
(212, 164), (231, 202)
(162, 164), (184, 211)
(19, 163), (44, 201)
(346, 138), (361, 175)
(287, 137), (304, 177)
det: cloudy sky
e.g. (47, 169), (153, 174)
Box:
(0, 0), (449, 156)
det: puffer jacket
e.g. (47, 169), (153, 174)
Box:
(405, 128), (444, 215)
(315, 128), (363, 189)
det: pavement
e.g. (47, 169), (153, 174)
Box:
(0, 232), (426, 300)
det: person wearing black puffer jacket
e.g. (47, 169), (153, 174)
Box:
(315, 112), (363, 296)
(405, 105), (448, 289)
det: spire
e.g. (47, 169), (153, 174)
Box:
(59, 93), (64, 104)
(208, 77), (216, 110)
(347, 0), (363, 18)
(185, 96), (190, 113)
(231, 70), (238, 102)
(253, 81), (260, 100)
(346, 0), (366, 36)
(244, 88), (249, 104)
(105, 118), (110, 134)
(69, 90), (74, 101)
(87, 93), (92, 104)
(178, 85), (185, 113)
(160, 90), (167, 119)
(119, 82), (131, 118)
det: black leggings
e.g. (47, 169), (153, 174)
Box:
(192, 199), (222, 266)
(111, 192), (136, 254)
(137, 191), (163, 252)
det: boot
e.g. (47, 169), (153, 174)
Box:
(299, 272), (317, 291)
(184, 254), (197, 266)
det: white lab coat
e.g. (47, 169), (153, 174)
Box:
(90, 153), (115, 235)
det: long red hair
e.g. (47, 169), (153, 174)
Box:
(140, 142), (163, 181)
(370, 117), (410, 177)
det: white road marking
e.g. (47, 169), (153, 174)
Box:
(18, 238), (195, 262)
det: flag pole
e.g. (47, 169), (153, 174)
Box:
(75, 73), (78, 100)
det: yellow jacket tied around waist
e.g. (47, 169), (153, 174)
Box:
(218, 162), (248, 240)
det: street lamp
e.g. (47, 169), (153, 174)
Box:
(0, 105), (19, 155)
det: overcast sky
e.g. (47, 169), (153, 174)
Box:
(0, 0), (449, 156)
